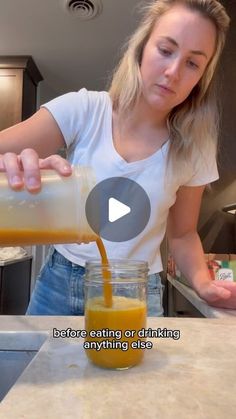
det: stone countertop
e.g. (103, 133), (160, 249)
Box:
(167, 275), (236, 318)
(0, 316), (236, 419)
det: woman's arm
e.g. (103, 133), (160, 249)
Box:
(167, 185), (236, 308)
(0, 108), (72, 191)
(0, 108), (65, 156)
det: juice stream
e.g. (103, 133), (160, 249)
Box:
(96, 237), (113, 307)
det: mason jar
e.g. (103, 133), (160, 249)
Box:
(0, 166), (97, 245)
(84, 259), (149, 370)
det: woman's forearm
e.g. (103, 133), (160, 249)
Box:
(168, 231), (211, 295)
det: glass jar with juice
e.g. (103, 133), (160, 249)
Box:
(84, 259), (148, 370)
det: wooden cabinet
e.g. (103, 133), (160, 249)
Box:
(0, 257), (32, 314)
(0, 56), (43, 131)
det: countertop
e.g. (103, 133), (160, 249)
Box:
(0, 316), (236, 419)
(167, 275), (236, 318)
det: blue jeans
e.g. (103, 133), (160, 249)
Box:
(26, 248), (164, 316)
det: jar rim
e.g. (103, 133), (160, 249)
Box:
(85, 258), (149, 273)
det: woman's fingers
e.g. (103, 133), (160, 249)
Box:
(21, 152), (72, 191)
(208, 284), (231, 301)
(0, 149), (41, 191)
(0, 149), (72, 193)
(0, 155), (5, 171)
(199, 280), (236, 309)
(39, 155), (72, 175)
(1, 152), (24, 190)
(20, 148), (41, 192)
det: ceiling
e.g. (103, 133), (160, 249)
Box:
(0, 0), (142, 104)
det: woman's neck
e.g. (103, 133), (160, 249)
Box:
(127, 95), (169, 131)
(112, 99), (170, 163)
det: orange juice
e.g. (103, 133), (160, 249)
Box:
(0, 229), (89, 246)
(96, 237), (113, 307)
(85, 295), (147, 369)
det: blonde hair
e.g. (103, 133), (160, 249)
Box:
(108, 0), (230, 166)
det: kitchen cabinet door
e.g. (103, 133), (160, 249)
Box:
(0, 56), (43, 131)
(0, 68), (23, 130)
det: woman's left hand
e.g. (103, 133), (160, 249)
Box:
(198, 280), (236, 309)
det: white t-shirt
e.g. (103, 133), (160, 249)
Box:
(42, 88), (219, 274)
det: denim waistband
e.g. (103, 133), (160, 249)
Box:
(50, 248), (162, 279)
(50, 247), (76, 267)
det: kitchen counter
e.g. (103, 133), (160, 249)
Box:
(0, 316), (236, 419)
(167, 275), (236, 318)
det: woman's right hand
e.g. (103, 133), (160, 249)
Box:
(0, 148), (72, 192)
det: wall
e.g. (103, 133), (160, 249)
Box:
(198, 0), (236, 253)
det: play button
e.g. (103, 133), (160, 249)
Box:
(108, 198), (131, 222)
(85, 177), (151, 242)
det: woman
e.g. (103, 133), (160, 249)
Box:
(0, 0), (235, 314)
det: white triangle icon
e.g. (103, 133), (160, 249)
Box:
(108, 197), (131, 223)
